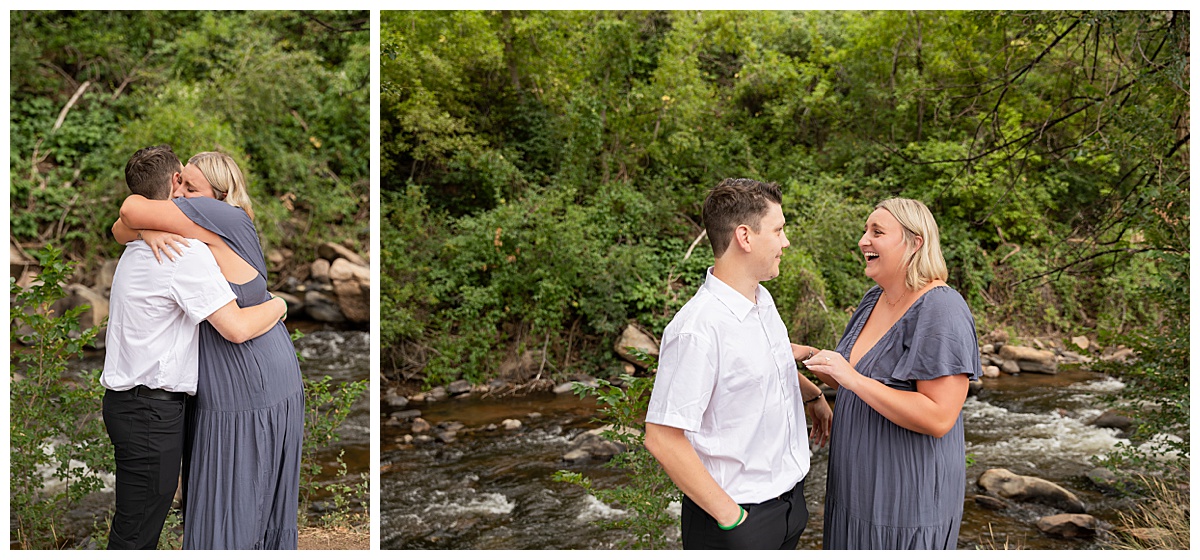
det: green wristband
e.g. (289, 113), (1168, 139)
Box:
(717, 506), (745, 530)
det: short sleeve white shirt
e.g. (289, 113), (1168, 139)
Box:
(100, 240), (235, 395)
(646, 268), (810, 503)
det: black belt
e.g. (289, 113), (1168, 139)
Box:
(133, 385), (187, 402)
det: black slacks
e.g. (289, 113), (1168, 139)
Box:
(102, 388), (186, 549)
(681, 479), (809, 550)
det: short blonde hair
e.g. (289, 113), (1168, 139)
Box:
(188, 151), (255, 220)
(875, 198), (947, 291)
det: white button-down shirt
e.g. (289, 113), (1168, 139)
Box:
(646, 268), (810, 504)
(101, 240), (235, 395)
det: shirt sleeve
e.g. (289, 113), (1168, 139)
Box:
(645, 331), (718, 433)
(892, 288), (982, 382)
(168, 243), (237, 325)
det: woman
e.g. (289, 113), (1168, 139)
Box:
(115, 152), (304, 550)
(801, 198), (980, 550)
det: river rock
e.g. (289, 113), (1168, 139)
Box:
(982, 365), (1001, 378)
(447, 380), (472, 396)
(1070, 336), (1090, 351)
(1085, 467), (1121, 494)
(267, 247), (292, 270)
(310, 258), (331, 283)
(563, 426), (637, 463)
(428, 386), (447, 401)
(1037, 513), (1098, 538)
(501, 419), (522, 430)
(391, 409), (421, 421)
(1059, 350), (1092, 365)
(1105, 347), (1136, 363)
(411, 417), (431, 433)
(65, 283), (109, 347)
(977, 468), (1086, 513)
(318, 241), (368, 267)
(1089, 410), (1133, 432)
(304, 290), (346, 323)
(614, 324), (659, 369)
(1000, 359), (1021, 374)
(95, 259), (118, 297)
(973, 494), (1010, 510)
(331, 258), (370, 323)
(981, 344), (995, 355)
(999, 345), (1057, 374)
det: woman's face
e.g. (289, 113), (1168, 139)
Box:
(173, 164), (218, 199)
(859, 208), (914, 284)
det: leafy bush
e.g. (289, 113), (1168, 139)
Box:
(10, 247), (111, 549)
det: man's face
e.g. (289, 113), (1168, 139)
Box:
(746, 202), (790, 282)
(173, 164), (217, 199)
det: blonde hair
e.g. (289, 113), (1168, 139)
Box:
(875, 198), (947, 291)
(187, 151), (255, 220)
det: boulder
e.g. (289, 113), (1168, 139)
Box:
(304, 290), (346, 323)
(310, 258), (331, 283)
(95, 259), (119, 297)
(614, 324), (659, 369)
(447, 380), (472, 395)
(1089, 410), (1134, 432)
(329, 257), (370, 283)
(1000, 360), (1021, 374)
(977, 468), (1086, 513)
(973, 494), (1010, 510)
(1037, 513), (1098, 538)
(410, 417), (431, 433)
(982, 365), (1001, 378)
(1070, 336), (1090, 351)
(318, 242), (368, 267)
(562, 426), (638, 462)
(501, 419), (522, 431)
(999, 345), (1058, 373)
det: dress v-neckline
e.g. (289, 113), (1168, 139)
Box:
(847, 285), (944, 370)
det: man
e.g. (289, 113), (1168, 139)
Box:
(644, 178), (833, 549)
(100, 144), (286, 549)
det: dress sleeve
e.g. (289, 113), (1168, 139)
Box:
(891, 288), (982, 382)
(173, 197), (269, 280)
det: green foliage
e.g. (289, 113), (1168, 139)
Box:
(383, 13), (1189, 500)
(10, 10), (369, 277)
(9, 247), (111, 550)
(299, 365), (370, 525)
(553, 350), (680, 549)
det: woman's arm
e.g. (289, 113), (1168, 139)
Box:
(804, 350), (969, 438)
(119, 195), (223, 246)
(792, 343), (838, 389)
(112, 218), (138, 244)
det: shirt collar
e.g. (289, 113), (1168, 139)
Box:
(702, 267), (769, 321)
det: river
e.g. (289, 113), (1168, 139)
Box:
(380, 368), (1138, 550)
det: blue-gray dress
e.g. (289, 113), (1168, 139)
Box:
(177, 197), (304, 550)
(822, 285), (980, 550)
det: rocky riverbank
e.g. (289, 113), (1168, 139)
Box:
(10, 240), (370, 347)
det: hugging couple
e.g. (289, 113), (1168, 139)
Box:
(645, 178), (982, 550)
(100, 145), (303, 549)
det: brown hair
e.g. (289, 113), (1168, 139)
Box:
(702, 178), (783, 258)
(124, 145), (181, 200)
(188, 152), (255, 220)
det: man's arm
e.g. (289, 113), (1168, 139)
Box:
(205, 297), (286, 344)
(644, 422), (745, 527)
(797, 372), (832, 448)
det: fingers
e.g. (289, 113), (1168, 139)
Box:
(151, 245), (164, 264)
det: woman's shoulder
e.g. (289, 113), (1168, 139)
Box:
(175, 196), (251, 224)
(914, 284), (974, 321)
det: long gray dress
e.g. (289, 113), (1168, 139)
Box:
(178, 197), (304, 550)
(822, 285), (980, 550)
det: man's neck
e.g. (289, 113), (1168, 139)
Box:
(712, 260), (759, 303)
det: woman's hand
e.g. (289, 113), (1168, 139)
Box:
(803, 350), (857, 391)
(791, 343), (816, 362)
(140, 230), (190, 264)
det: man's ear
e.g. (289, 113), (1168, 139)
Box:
(733, 224), (754, 253)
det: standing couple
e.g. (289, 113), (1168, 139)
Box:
(646, 178), (981, 550)
(99, 145), (304, 549)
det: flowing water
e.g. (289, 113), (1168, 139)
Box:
(380, 368), (1139, 550)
